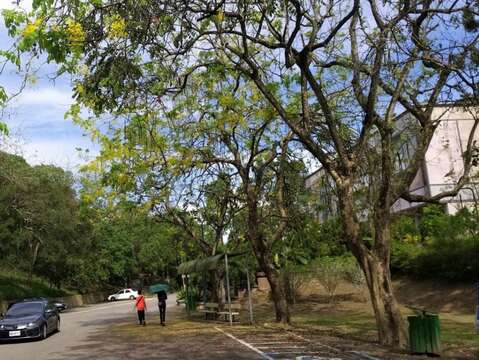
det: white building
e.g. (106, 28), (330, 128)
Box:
(306, 106), (479, 219)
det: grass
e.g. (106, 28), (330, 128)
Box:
(0, 268), (74, 302)
(440, 313), (479, 353)
(100, 291), (479, 359)
(283, 299), (478, 358)
(246, 286), (479, 358)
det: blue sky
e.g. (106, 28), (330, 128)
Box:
(0, 0), (98, 171)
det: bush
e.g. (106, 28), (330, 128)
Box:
(390, 205), (479, 281)
(313, 256), (348, 302)
(281, 266), (311, 304)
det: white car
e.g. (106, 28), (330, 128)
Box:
(107, 289), (138, 301)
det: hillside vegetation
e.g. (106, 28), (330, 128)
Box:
(0, 269), (73, 302)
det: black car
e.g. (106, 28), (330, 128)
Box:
(9, 297), (67, 313)
(0, 299), (60, 340)
(52, 301), (67, 312)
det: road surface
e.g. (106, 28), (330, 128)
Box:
(0, 296), (382, 360)
(0, 296), (264, 360)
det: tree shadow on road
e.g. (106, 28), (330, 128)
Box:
(48, 304), (261, 360)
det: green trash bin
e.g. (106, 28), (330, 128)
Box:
(408, 309), (441, 356)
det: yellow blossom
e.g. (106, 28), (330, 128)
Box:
(107, 15), (127, 38)
(75, 83), (85, 96)
(22, 18), (42, 37)
(214, 10), (225, 23)
(23, 23), (37, 37)
(66, 19), (85, 44)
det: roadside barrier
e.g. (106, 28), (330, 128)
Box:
(0, 292), (108, 313)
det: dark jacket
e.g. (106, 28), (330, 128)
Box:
(157, 290), (168, 302)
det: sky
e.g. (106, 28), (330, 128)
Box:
(0, 0), (98, 171)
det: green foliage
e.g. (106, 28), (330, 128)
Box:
(0, 151), (80, 283)
(341, 256), (366, 288)
(0, 268), (73, 301)
(463, 8), (479, 32)
(312, 256), (349, 302)
(0, 150), (181, 294)
(391, 205), (479, 280)
(76, 204), (180, 289)
(0, 122), (8, 135)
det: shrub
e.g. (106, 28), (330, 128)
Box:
(281, 266), (311, 304)
(342, 256), (365, 286)
(390, 205), (479, 281)
(313, 256), (347, 302)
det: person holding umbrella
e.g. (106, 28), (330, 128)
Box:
(157, 289), (167, 326)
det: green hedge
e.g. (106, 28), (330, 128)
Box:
(390, 206), (479, 281)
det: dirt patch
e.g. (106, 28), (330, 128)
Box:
(394, 278), (476, 314)
(293, 277), (477, 315)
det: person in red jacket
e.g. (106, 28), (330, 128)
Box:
(134, 289), (147, 326)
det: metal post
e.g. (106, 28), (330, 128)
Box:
(246, 267), (254, 325)
(202, 273), (207, 306)
(224, 253), (233, 326)
(186, 274), (190, 316)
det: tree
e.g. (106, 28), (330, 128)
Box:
(0, 151), (31, 267)
(164, 174), (241, 305)
(0, 151), (79, 278)
(6, 0), (479, 346)
(76, 70), (300, 322)
(77, 197), (180, 288)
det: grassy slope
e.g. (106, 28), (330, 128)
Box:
(290, 303), (478, 358)
(251, 280), (479, 359)
(0, 269), (74, 302)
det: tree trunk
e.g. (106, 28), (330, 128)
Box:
(210, 269), (224, 308)
(28, 239), (41, 281)
(262, 261), (290, 324)
(360, 252), (407, 348)
(338, 183), (406, 348)
(246, 193), (290, 324)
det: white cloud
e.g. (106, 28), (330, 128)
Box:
(20, 138), (98, 171)
(16, 87), (74, 109)
(0, 0), (32, 11)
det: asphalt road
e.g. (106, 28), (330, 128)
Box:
(0, 297), (168, 360)
(0, 297), (381, 360)
(0, 296), (263, 360)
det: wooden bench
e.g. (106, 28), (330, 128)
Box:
(217, 303), (241, 322)
(198, 302), (219, 320)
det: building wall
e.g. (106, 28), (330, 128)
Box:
(307, 106), (479, 218)
(395, 107), (479, 214)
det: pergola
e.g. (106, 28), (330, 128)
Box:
(177, 253), (254, 326)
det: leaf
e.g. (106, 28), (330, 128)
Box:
(463, 8), (479, 32)
(0, 122), (8, 135)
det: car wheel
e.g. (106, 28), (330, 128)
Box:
(129, 295), (135, 300)
(40, 324), (47, 340)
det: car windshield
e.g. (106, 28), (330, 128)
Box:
(6, 302), (44, 318)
